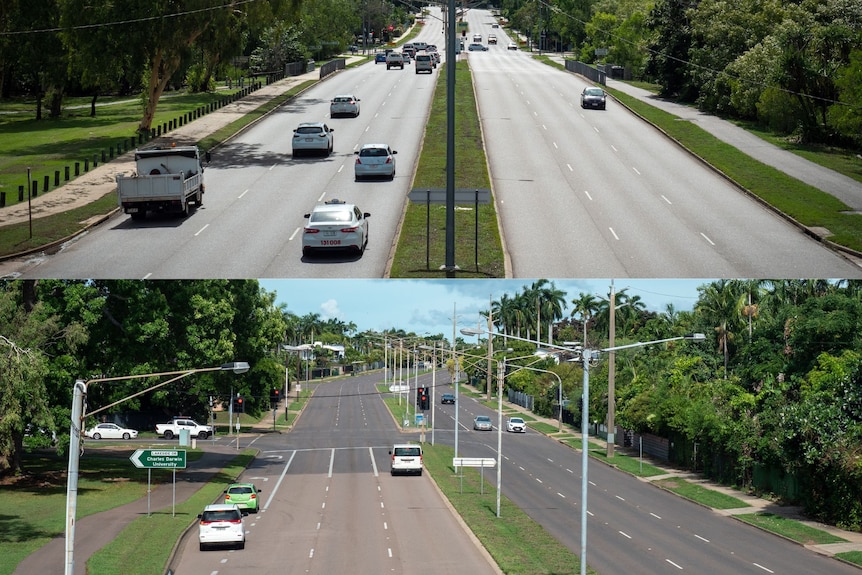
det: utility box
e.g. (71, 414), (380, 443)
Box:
(179, 428), (190, 446)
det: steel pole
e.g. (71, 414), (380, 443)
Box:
(580, 353), (590, 575)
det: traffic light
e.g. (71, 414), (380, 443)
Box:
(420, 388), (429, 410)
(270, 388), (280, 408)
(416, 387), (425, 406)
(234, 395), (244, 413)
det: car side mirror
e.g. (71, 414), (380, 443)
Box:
(354, 150), (359, 155)
(304, 213), (311, 218)
(242, 510), (249, 517)
(392, 150), (398, 154)
(363, 212), (371, 218)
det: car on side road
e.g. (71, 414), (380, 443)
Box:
(441, 393), (456, 404)
(302, 199), (370, 257)
(354, 143), (397, 180)
(581, 87), (607, 110)
(389, 443), (423, 476)
(375, 52), (387, 63)
(468, 43), (488, 51)
(488, 33), (497, 44)
(224, 483), (262, 513)
(330, 94), (360, 118)
(292, 122), (334, 157)
(507, 42), (518, 50)
(506, 417), (527, 433)
(415, 53), (434, 73)
(198, 503), (246, 551)
(386, 52), (404, 69)
(85, 423), (138, 440)
(473, 415), (493, 431)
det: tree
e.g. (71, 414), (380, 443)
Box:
(696, 280), (742, 376)
(0, 281), (88, 477)
(644, 0), (696, 99)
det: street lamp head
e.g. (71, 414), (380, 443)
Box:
(460, 327), (484, 336)
(683, 333), (706, 341)
(220, 361), (250, 374)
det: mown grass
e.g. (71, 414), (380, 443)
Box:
(423, 443), (595, 574)
(735, 513), (847, 545)
(388, 60), (505, 278)
(837, 550), (862, 567)
(653, 477), (748, 509)
(591, 449), (666, 477)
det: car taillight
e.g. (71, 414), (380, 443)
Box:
(355, 157), (362, 165)
(385, 157), (393, 164)
(227, 519), (242, 524)
(304, 228), (319, 234)
(341, 226), (358, 233)
(250, 494), (256, 499)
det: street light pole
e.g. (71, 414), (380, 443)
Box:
(64, 362), (249, 575)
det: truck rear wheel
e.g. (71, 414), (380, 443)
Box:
(198, 431), (209, 439)
(164, 430), (174, 439)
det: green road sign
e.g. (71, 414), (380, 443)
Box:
(130, 449), (187, 469)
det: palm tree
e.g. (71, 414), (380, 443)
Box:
(696, 280), (742, 376)
(570, 292), (600, 347)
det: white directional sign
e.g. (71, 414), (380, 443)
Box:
(130, 449), (187, 469)
(453, 457), (496, 468)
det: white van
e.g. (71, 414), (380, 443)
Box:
(389, 443), (423, 476)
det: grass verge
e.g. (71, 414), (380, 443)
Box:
(388, 60), (505, 277)
(423, 443), (595, 574)
(653, 477), (748, 509)
(837, 550), (862, 567)
(734, 513), (847, 545)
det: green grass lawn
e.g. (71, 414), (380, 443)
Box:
(654, 477), (749, 509)
(735, 513), (847, 545)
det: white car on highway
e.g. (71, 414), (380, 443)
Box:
(302, 199), (370, 257)
(354, 143), (397, 181)
(292, 122), (334, 157)
(330, 94), (360, 118)
(506, 417), (526, 433)
(198, 503), (246, 550)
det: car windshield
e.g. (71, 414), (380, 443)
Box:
(228, 486), (254, 495)
(477, 416), (490, 422)
(334, 97), (352, 103)
(360, 148), (388, 157)
(310, 210), (352, 223)
(202, 510), (240, 522)
(394, 447), (421, 456)
(510, 418), (524, 423)
(297, 126), (324, 135)
(585, 89), (604, 96)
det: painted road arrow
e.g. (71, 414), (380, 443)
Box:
(130, 448), (187, 469)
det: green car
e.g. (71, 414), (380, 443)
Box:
(223, 483), (261, 513)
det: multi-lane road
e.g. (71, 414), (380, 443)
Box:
(15, 7), (862, 278)
(169, 371), (857, 575)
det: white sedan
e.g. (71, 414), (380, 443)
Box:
(302, 199), (370, 257)
(85, 422), (138, 440)
(354, 143), (397, 181)
(506, 417), (526, 433)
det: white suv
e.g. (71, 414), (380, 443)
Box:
(198, 503), (246, 550)
(292, 122), (334, 157)
(389, 443), (423, 476)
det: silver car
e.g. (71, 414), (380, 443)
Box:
(330, 94), (360, 118)
(473, 415), (493, 431)
(302, 199), (370, 257)
(354, 143), (397, 181)
(292, 122), (334, 157)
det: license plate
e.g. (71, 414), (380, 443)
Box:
(127, 207), (139, 213)
(320, 240), (341, 246)
(305, 138), (315, 142)
(323, 231), (337, 236)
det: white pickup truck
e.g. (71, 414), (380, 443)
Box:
(155, 417), (213, 439)
(116, 145), (206, 220)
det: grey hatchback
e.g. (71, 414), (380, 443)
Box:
(581, 87), (607, 110)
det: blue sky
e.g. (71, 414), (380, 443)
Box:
(259, 279), (713, 339)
